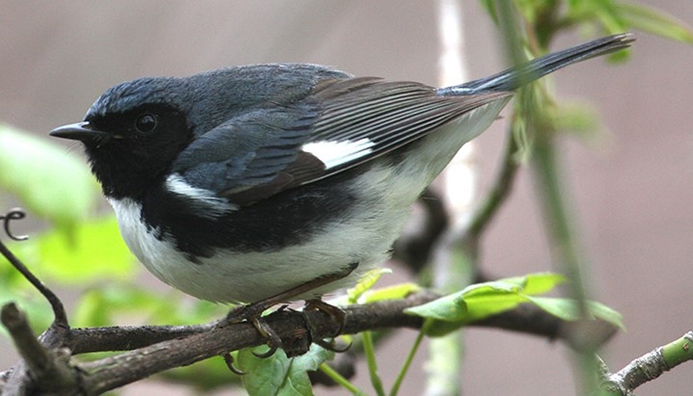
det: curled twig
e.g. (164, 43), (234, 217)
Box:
(1, 208), (29, 241)
(0, 208), (68, 328)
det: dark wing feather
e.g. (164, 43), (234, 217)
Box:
(170, 102), (325, 204)
(172, 78), (510, 205)
(304, 78), (510, 175)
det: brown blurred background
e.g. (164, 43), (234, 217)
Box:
(1, 1), (692, 395)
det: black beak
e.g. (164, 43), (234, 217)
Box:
(49, 122), (114, 142)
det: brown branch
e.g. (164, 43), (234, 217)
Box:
(75, 294), (433, 394)
(1, 303), (79, 395)
(463, 129), (521, 244)
(1, 289), (620, 395)
(68, 323), (214, 354)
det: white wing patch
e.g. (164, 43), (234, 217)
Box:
(302, 138), (375, 169)
(165, 173), (238, 217)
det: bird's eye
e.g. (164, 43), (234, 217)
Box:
(134, 113), (158, 133)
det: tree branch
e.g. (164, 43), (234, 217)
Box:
(1, 303), (78, 395)
(2, 288), (621, 395)
(595, 331), (693, 395)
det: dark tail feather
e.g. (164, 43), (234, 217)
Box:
(438, 33), (635, 96)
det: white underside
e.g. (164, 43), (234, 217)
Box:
(109, 99), (508, 304)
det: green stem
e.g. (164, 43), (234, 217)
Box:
(532, 107), (598, 395)
(390, 320), (431, 396)
(531, 137), (590, 306)
(424, 330), (461, 396)
(362, 331), (386, 396)
(319, 362), (368, 396)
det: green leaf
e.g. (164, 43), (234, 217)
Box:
(462, 287), (525, 322)
(72, 284), (173, 327)
(360, 282), (421, 304)
(0, 124), (99, 227)
(500, 272), (566, 295)
(6, 216), (135, 284)
(404, 290), (468, 322)
(291, 343), (335, 373)
(525, 296), (625, 329)
(405, 273), (575, 336)
(238, 344), (333, 396)
(524, 295), (581, 321)
(616, 1), (693, 44)
(585, 300), (625, 329)
(72, 281), (228, 328)
(347, 268), (392, 304)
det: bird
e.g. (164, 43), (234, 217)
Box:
(50, 34), (633, 338)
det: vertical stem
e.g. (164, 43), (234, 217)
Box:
(319, 363), (367, 396)
(390, 321), (430, 396)
(424, 1), (469, 395)
(494, 0), (598, 392)
(531, 138), (590, 306)
(362, 331), (386, 396)
(532, 134), (598, 393)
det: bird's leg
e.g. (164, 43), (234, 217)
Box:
(220, 262), (358, 357)
(303, 299), (351, 352)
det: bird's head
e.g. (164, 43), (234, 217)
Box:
(50, 77), (193, 199)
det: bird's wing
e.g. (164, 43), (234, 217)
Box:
(172, 78), (510, 205)
(304, 77), (509, 173)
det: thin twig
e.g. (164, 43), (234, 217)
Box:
(392, 187), (449, 274)
(463, 130), (520, 243)
(0, 208), (68, 328)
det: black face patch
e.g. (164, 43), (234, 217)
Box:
(83, 103), (191, 200)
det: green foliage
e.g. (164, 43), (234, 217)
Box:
(405, 273), (624, 337)
(6, 217), (135, 285)
(480, 0), (693, 47)
(0, 124), (99, 228)
(346, 267), (393, 304)
(614, 2), (693, 43)
(238, 344), (334, 396)
(73, 283), (227, 328)
(566, 0), (693, 43)
(359, 282), (421, 304)
(0, 268), (54, 335)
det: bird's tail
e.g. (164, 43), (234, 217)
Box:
(438, 33), (634, 96)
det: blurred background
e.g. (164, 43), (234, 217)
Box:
(1, 1), (692, 395)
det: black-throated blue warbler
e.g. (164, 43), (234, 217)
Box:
(50, 34), (633, 327)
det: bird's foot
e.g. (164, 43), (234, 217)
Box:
(218, 263), (358, 357)
(303, 299), (351, 353)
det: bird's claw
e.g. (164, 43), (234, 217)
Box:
(314, 337), (351, 353)
(222, 352), (246, 375)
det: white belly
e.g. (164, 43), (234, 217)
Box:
(108, 176), (410, 304)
